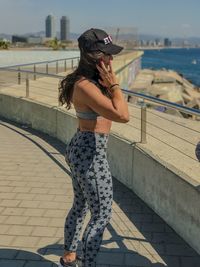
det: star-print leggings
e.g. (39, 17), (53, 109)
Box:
(64, 130), (113, 267)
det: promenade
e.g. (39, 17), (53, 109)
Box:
(0, 117), (200, 267)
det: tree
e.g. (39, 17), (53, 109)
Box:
(0, 40), (9, 49)
(48, 37), (61, 50)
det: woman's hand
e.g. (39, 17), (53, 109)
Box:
(96, 60), (118, 89)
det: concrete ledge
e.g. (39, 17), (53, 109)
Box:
(0, 92), (199, 255)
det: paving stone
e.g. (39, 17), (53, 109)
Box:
(31, 226), (57, 237)
(8, 225), (34, 236)
(24, 261), (53, 267)
(36, 237), (63, 248)
(23, 208), (46, 217)
(0, 260), (26, 267)
(97, 252), (125, 265)
(32, 194), (55, 201)
(15, 193), (36, 200)
(125, 252), (153, 266)
(0, 186), (15, 193)
(0, 199), (21, 207)
(166, 244), (197, 256)
(43, 209), (67, 218)
(141, 223), (166, 233)
(12, 187), (32, 193)
(11, 236), (40, 248)
(49, 218), (64, 227)
(0, 192), (16, 200)
(180, 256), (200, 267)
(16, 250), (42, 261)
(0, 215), (8, 223)
(38, 201), (61, 209)
(0, 224), (10, 234)
(152, 232), (184, 244)
(2, 207), (26, 216)
(26, 217), (51, 226)
(0, 235), (15, 246)
(0, 248), (19, 259)
(152, 255), (180, 267)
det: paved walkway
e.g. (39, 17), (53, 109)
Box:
(0, 117), (200, 267)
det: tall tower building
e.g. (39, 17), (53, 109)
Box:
(60, 16), (70, 41)
(45, 15), (56, 38)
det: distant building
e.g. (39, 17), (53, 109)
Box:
(164, 38), (172, 47)
(12, 35), (44, 45)
(12, 35), (28, 43)
(27, 36), (42, 44)
(45, 15), (56, 38)
(155, 38), (162, 46)
(60, 16), (70, 41)
(139, 40), (146, 46)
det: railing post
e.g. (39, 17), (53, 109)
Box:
(71, 59), (74, 69)
(56, 61), (58, 74)
(18, 67), (21, 84)
(26, 75), (29, 98)
(141, 102), (147, 143)
(46, 63), (48, 74)
(64, 60), (67, 72)
(33, 64), (36, 80)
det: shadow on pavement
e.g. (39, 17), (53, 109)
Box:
(0, 248), (57, 267)
(37, 235), (166, 267)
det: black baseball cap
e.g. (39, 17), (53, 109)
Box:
(78, 28), (123, 55)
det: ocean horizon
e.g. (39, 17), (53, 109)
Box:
(142, 47), (200, 87)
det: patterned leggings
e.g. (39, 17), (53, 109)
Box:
(64, 130), (113, 267)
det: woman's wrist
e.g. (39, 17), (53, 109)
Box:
(109, 83), (120, 90)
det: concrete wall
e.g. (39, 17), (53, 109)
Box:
(0, 92), (199, 254)
(113, 51), (143, 88)
(108, 139), (200, 254)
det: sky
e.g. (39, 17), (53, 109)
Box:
(0, 0), (200, 38)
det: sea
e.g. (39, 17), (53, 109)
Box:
(142, 48), (200, 87)
(0, 48), (200, 87)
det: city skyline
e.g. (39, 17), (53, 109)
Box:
(0, 0), (200, 38)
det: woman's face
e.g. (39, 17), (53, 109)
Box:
(101, 53), (113, 67)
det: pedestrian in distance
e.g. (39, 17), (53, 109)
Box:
(58, 28), (129, 267)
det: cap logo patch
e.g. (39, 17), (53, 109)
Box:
(103, 35), (112, 45)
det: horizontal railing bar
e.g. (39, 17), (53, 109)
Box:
(0, 56), (80, 69)
(0, 68), (64, 79)
(122, 89), (200, 117)
(0, 68), (200, 117)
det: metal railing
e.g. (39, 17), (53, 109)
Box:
(0, 68), (200, 145)
(0, 56), (80, 82)
(123, 89), (200, 143)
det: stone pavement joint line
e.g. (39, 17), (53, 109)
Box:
(0, 117), (199, 267)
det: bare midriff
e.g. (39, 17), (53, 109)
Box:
(78, 117), (112, 134)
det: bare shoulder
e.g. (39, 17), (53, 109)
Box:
(75, 78), (102, 97)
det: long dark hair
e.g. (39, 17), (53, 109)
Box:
(58, 48), (108, 109)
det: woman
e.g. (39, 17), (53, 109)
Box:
(58, 28), (129, 267)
